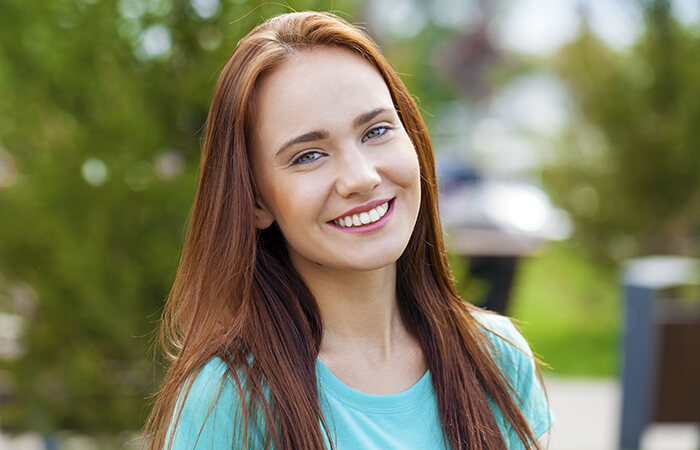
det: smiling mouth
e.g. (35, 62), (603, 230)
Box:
(332, 199), (393, 228)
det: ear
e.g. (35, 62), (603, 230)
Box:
(254, 200), (275, 229)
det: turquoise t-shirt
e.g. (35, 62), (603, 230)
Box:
(167, 313), (553, 449)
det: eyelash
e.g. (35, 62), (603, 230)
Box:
(292, 151), (323, 165)
(362, 125), (391, 142)
(291, 126), (393, 165)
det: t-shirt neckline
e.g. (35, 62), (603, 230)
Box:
(315, 358), (433, 413)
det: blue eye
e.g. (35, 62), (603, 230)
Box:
(363, 126), (390, 142)
(292, 151), (322, 165)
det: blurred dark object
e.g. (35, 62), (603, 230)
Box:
(438, 156), (570, 313)
(467, 256), (518, 314)
(620, 256), (700, 450)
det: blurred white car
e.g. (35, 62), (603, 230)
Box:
(437, 158), (571, 257)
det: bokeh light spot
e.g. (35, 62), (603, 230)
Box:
(191, 0), (220, 19)
(155, 151), (184, 179)
(139, 24), (172, 59)
(81, 158), (109, 187)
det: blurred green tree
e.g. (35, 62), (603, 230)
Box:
(0, 0), (354, 434)
(544, 0), (700, 260)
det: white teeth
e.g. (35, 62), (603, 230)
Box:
(333, 201), (391, 228)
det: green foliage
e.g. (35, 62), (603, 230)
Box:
(0, 0), (355, 433)
(508, 243), (621, 377)
(543, 5), (700, 260)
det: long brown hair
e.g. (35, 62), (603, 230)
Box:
(143, 11), (541, 450)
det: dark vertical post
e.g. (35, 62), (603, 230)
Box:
(619, 285), (658, 450)
(618, 256), (700, 449)
(468, 255), (519, 314)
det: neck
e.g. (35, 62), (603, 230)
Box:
(291, 256), (408, 361)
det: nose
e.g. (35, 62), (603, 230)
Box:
(334, 144), (381, 198)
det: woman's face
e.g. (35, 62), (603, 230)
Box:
(249, 47), (421, 274)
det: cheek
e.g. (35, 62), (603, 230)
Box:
(385, 139), (421, 192)
(267, 174), (328, 224)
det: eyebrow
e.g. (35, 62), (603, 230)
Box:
(275, 130), (328, 158)
(275, 107), (394, 158)
(353, 107), (392, 128)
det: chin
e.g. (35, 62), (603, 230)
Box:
(343, 259), (400, 273)
(329, 246), (408, 272)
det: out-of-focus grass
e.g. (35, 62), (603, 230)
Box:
(451, 242), (621, 378)
(509, 243), (621, 378)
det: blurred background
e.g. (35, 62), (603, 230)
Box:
(0, 0), (698, 448)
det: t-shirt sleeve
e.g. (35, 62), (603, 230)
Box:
(165, 357), (247, 450)
(475, 312), (555, 448)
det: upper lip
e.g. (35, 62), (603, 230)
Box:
(330, 197), (393, 221)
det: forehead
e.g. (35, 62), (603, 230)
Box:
(251, 47), (394, 150)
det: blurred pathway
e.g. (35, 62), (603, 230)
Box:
(545, 377), (699, 450)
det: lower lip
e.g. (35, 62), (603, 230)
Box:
(327, 199), (395, 234)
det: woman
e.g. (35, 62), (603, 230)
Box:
(143, 11), (553, 450)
